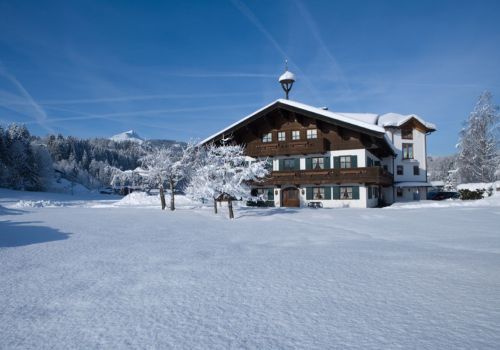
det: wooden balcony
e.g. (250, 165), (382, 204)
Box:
(246, 138), (328, 157)
(257, 167), (393, 186)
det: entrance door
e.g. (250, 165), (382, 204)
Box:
(282, 187), (300, 207)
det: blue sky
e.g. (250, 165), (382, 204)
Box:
(0, 0), (499, 155)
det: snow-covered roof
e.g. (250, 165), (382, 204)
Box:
(200, 99), (388, 145)
(334, 112), (379, 125)
(377, 113), (436, 131)
(279, 70), (295, 82)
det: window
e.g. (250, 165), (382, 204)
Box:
(368, 187), (373, 199)
(373, 187), (379, 199)
(262, 132), (272, 143)
(397, 187), (403, 197)
(402, 143), (413, 159)
(397, 165), (404, 175)
(340, 186), (353, 199)
(306, 129), (318, 139)
(413, 165), (420, 175)
(278, 131), (286, 141)
(313, 187), (325, 200)
(340, 156), (352, 168)
(254, 188), (273, 201)
(367, 157), (374, 167)
(311, 157), (324, 169)
(402, 129), (413, 140)
(292, 130), (300, 140)
(283, 159), (296, 170)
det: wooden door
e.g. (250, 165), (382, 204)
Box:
(282, 187), (300, 207)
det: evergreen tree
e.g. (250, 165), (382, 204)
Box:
(457, 91), (499, 183)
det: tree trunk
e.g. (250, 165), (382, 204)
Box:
(169, 178), (175, 211)
(213, 198), (218, 214)
(159, 185), (166, 210)
(228, 199), (234, 219)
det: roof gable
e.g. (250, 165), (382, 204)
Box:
(201, 99), (386, 145)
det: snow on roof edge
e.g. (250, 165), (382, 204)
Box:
(199, 99), (387, 146)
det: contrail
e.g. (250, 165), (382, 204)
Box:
(293, 0), (356, 107)
(230, 0), (325, 104)
(0, 62), (54, 133)
(23, 103), (262, 124)
(1, 91), (261, 106)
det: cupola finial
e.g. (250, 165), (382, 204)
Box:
(278, 59), (295, 100)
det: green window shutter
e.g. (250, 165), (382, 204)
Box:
(334, 156), (341, 169)
(324, 157), (330, 169)
(268, 188), (274, 200)
(324, 186), (331, 200)
(294, 158), (300, 170)
(351, 156), (358, 168)
(306, 158), (312, 170)
(278, 159), (284, 171)
(368, 187), (372, 199)
(352, 186), (360, 199)
(267, 159), (273, 170)
(332, 186), (340, 199)
(306, 187), (313, 200)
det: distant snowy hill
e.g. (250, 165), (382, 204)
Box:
(110, 130), (144, 144)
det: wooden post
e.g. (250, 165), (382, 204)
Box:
(159, 185), (166, 210)
(213, 198), (218, 214)
(228, 198), (234, 219)
(169, 178), (175, 211)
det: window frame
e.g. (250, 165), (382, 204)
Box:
(340, 156), (352, 169)
(413, 165), (420, 176)
(306, 129), (318, 139)
(340, 186), (353, 200)
(262, 132), (272, 143)
(292, 130), (300, 140)
(312, 187), (325, 200)
(397, 165), (404, 175)
(401, 128), (413, 140)
(277, 131), (286, 142)
(311, 157), (325, 169)
(283, 158), (296, 170)
(402, 143), (414, 159)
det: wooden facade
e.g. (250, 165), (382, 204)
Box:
(257, 167), (393, 187)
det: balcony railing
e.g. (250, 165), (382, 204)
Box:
(246, 138), (328, 157)
(257, 166), (393, 186)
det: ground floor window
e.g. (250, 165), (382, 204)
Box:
(306, 187), (331, 200)
(251, 188), (274, 201)
(332, 186), (360, 200)
(397, 187), (403, 197)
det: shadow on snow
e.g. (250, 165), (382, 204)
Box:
(0, 220), (71, 248)
(236, 207), (301, 218)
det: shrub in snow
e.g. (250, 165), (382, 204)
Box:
(459, 189), (485, 200)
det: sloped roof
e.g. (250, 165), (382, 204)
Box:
(201, 99), (387, 145)
(377, 113), (437, 131)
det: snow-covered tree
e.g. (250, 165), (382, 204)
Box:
(140, 142), (197, 210)
(457, 91), (499, 183)
(186, 141), (269, 219)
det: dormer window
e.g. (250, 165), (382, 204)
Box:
(262, 132), (272, 143)
(402, 129), (413, 140)
(307, 129), (318, 139)
(278, 131), (286, 141)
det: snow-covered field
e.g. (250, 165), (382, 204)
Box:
(1, 189), (500, 349)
